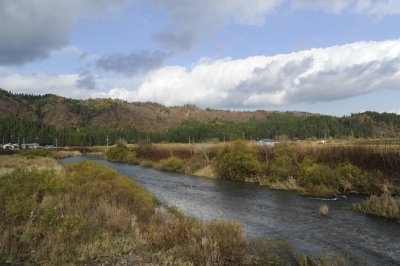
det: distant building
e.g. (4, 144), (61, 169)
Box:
(257, 138), (275, 147)
(21, 143), (40, 149)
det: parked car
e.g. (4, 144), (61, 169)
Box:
(2, 143), (19, 149)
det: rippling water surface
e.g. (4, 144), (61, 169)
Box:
(61, 156), (400, 265)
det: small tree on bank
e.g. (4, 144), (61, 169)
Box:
(213, 141), (263, 181)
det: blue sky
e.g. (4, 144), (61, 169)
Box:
(1, 0), (400, 116)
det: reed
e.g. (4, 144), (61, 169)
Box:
(354, 194), (400, 222)
(318, 204), (330, 216)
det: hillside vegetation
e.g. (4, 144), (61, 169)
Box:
(1, 89), (400, 146)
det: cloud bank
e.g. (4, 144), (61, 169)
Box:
(2, 39), (399, 110)
(133, 39), (400, 108)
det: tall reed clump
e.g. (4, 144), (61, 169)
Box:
(318, 204), (329, 216)
(354, 194), (400, 222)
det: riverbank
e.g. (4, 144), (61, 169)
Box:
(104, 141), (400, 222)
(108, 141), (400, 195)
(0, 153), (348, 265)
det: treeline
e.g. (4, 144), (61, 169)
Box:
(0, 117), (155, 146)
(164, 113), (374, 142)
(0, 111), (394, 146)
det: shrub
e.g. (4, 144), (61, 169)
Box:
(334, 162), (362, 193)
(267, 147), (300, 182)
(354, 170), (383, 195)
(213, 141), (263, 181)
(159, 156), (184, 172)
(299, 157), (339, 197)
(105, 143), (136, 163)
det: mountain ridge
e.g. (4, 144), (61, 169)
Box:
(1, 88), (399, 138)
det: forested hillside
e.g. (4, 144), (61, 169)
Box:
(1, 89), (399, 146)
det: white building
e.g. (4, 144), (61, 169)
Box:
(21, 143), (40, 149)
(257, 138), (275, 147)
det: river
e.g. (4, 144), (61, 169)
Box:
(61, 156), (400, 265)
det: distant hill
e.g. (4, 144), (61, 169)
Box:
(1, 88), (399, 145)
(0, 88), (275, 132)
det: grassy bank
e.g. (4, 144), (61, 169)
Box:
(0, 154), (348, 265)
(106, 141), (400, 198)
(104, 140), (400, 223)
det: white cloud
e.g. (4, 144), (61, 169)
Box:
(135, 39), (400, 108)
(0, 72), (79, 95)
(135, 57), (267, 106)
(292, 0), (400, 16)
(2, 40), (400, 111)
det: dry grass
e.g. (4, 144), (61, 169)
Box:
(264, 177), (299, 191)
(192, 165), (216, 178)
(354, 194), (400, 222)
(318, 204), (330, 216)
(0, 160), (156, 265)
(52, 150), (82, 158)
(1, 154), (351, 265)
(0, 155), (62, 176)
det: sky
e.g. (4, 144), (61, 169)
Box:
(1, 0), (400, 116)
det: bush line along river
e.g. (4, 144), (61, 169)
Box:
(62, 155), (400, 265)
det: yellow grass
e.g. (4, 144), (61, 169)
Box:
(264, 177), (299, 191)
(0, 155), (62, 176)
(318, 204), (330, 216)
(192, 165), (216, 178)
(53, 150), (83, 158)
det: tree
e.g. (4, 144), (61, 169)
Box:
(213, 141), (263, 181)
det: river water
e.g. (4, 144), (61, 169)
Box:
(61, 156), (400, 265)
